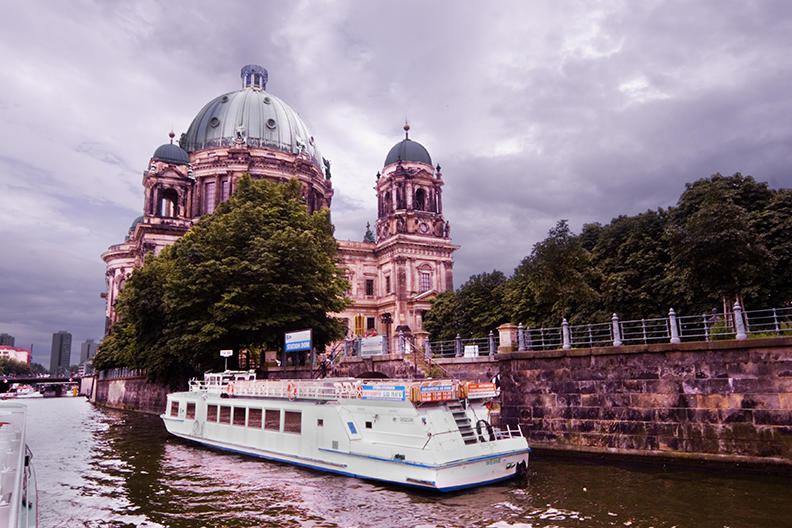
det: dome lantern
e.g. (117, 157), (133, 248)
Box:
(241, 64), (268, 90)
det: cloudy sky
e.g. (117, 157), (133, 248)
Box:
(1, 1), (791, 366)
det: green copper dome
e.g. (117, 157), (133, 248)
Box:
(181, 65), (322, 169)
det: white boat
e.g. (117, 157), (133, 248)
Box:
(0, 403), (37, 527)
(161, 371), (530, 492)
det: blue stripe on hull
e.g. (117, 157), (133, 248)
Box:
(171, 433), (524, 492)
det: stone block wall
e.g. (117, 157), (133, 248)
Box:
(92, 375), (170, 415)
(499, 337), (792, 464)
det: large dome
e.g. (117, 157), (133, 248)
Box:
(181, 65), (322, 168)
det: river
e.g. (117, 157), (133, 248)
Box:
(22, 397), (790, 528)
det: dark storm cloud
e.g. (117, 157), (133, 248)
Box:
(1, 0), (791, 356)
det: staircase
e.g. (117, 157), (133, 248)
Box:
(447, 401), (477, 445)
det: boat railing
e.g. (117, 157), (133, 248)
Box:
(188, 376), (499, 403)
(492, 424), (524, 441)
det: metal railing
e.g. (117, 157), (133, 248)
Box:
(427, 303), (792, 354)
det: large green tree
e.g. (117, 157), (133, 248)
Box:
(507, 220), (599, 327)
(95, 175), (350, 385)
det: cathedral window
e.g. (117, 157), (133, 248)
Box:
(205, 181), (216, 213)
(353, 314), (365, 336)
(367, 317), (376, 331)
(414, 188), (425, 211)
(221, 179), (230, 201)
(420, 272), (431, 292)
(160, 189), (178, 217)
(365, 279), (374, 296)
(385, 276), (391, 293)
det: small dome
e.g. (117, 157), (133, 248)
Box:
(152, 143), (190, 165)
(181, 65), (322, 169)
(384, 138), (432, 167)
(126, 215), (144, 240)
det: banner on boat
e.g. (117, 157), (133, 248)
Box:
(466, 382), (498, 399)
(285, 329), (312, 352)
(418, 384), (455, 402)
(359, 384), (406, 401)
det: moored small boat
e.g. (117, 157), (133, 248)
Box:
(0, 402), (37, 527)
(161, 371), (529, 492)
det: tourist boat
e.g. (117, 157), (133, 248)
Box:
(0, 402), (38, 527)
(161, 371), (530, 492)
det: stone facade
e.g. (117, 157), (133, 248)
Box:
(499, 337), (792, 464)
(101, 66), (456, 343)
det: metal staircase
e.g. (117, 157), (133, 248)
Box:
(447, 400), (477, 445)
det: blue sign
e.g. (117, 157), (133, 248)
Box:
(285, 329), (312, 352)
(360, 384), (406, 401)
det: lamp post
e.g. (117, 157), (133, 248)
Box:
(380, 312), (392, 354)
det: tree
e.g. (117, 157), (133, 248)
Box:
(422, 290), (464, 341)
(667, 175), (773, 312)
(507, 220), (598, 327)
(96, 175), (350, 386)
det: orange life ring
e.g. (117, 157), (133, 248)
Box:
(227, 382), (234, 396)
(356, 385), (363, 399)
(287, 383), (296, 400)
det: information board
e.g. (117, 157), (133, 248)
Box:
(359, 335), (383, 356)
(284, 329), (312, 352)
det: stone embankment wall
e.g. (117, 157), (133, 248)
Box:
(499, 337), (792, 466)
(90, 374), (170, 415)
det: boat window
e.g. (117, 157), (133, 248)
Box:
(265, 409), (280, 431)
(207, 404), (218, 422)
(365, 421), (372, 429)
(248, 408), (262, 428)
(233, 407), (246, 426)
(284, 411), (302, 434)
(186, 402), (196, 419)
(219, 406), (231, 424)
(317, 418), (324, 427)
(170, 401), (179, 416)
(347, 421), (357, 434)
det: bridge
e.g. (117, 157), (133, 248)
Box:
(1, 375), (81, 397)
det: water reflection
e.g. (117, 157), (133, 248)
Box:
(22, 398), (792, 528)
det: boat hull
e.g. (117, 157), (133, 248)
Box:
(163, 417), (529, 491)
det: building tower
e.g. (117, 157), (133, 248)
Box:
(336, 125), (458, 350)
(80, 339), (98, 364)
(0, 333), (14, 346)
(50, 331), (72, 375)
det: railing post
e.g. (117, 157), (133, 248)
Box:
(343, 337), (350, 357)
(489, 330), (496, 358)
(669, 308), (681, 344)
(562, 318), (571, 350)
(518, 323), (526, 351)
(455, 333), (462, 357)
(382, 334), (389, 355)
(525, 327), (533, 351)
(399, 330), (406, 354)
(734, 301), (748, 340)
(702, 314), (710, 341)
(424, 339), (431, 359)
(641, 318), (647, 344)
(612, 313), (623, 347)
(773, 308), (780, 336)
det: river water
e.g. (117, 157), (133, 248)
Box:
(22, 397), (790, 528)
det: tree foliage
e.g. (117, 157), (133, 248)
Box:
(424, 173), (792, 337)
(95, 175), (350, 386)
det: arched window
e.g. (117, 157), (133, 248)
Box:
(414, 188), (426, 211)
(384, 192), (392, 214)
(160, 189), (178, 217)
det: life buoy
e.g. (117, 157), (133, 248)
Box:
(475, 419), (495, 442)
(286, 383), (296, 400)
(356, 385), (363, 399)
(227, 382), (234, 396)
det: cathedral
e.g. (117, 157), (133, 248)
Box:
(102, 65), (458, 351)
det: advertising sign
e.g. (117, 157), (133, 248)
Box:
(360, 384), (406, 401)
(220, 349), (233, 358)
(284, 329), (312, 352)
(419, 384), (455, 402)
(359, 335), (384, 356)
(466, 382), (498, 399)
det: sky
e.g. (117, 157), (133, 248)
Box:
(1, 0), (791, 366)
